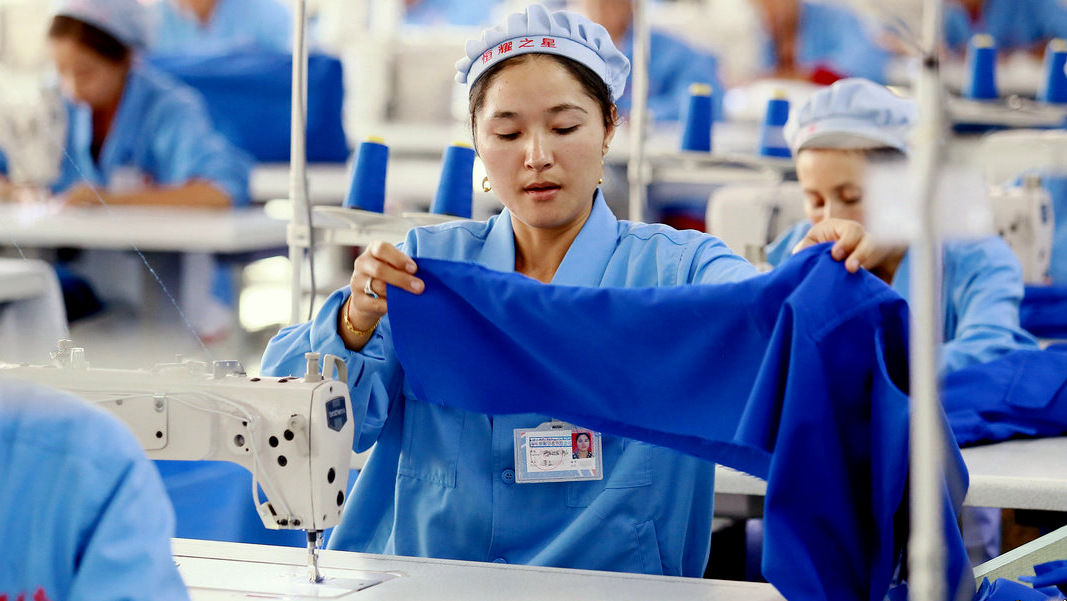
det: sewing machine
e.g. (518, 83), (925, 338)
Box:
(0, 69), (66, 190)
(1, 341), (355, 583)
(990, 175), (1054, 284)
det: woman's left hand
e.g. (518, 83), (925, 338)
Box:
(792, 218), (891, 273)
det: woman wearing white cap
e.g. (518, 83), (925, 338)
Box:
(766, 77), (1037, 380)
(263, 4), (876, 576)
(11, 0), (252, 208)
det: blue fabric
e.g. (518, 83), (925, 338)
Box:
(1022, 558), (1067, 594)
(943, 345), (1067, 446)
(53, 62), (252, 205)
(150, 52), (348, 163)
(0, 378), (188, 601)
(261, 191), (755, 577)
(616, 29), (725, 122)
(762, 2), (890, 83)
(1021, 285), (1067, 338)
(944, 0), (1067, 51)
(383, 245), (972, 601)
(768, 222), (1037, 376)
(976, 576), (1065, 601)
(1041, 173), (1067, 285)
(150, 0), (292, 55)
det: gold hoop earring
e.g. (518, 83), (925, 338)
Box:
(482, 176), (492, 193)
(598, 158), (604, 185)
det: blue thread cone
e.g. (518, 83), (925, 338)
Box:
(1039, 38), (1067, 104)
(431, 142), (476, 218)
(963, 34), (998, 100)
(343, 137), (388, 212)
(758, 92), (791, 158)
(680, 83), (714, 152)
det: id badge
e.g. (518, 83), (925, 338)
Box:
(513, 421), (603, 483)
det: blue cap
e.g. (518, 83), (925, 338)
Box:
(783, 78), (917, 155)
(53, 0), (151, 50)
(455, 3), (630, 102)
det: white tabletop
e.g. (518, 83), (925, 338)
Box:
(173, 538), (785, 601)
(0, 204), (287, 254)
(714, 437), (1067, 512)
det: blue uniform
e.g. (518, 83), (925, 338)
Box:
(383, 247), (972, 601)
(766, 221), (1038, 375)
(616, 29), (725, 122)
(944, 0), (1067, 51)
(761, 2), (891, 83)
(0, 378), (188, 601)
(151, 0), (292, 55)
(403, 0), (499, 26)
(49, 62), (251, 205)
(261, 192), (756, 577)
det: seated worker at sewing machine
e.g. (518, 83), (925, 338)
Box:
(0, 0), (251, 209)
(571, 0), (725, 122)
(943, 0), (1067, 55)
(262, 3), (883, 578)
(150, 0), (292, 56)
(766, 78), (1038, 377)
(0, 377), (188, 600)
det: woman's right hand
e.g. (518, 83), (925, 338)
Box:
(339, 241), (424, 350)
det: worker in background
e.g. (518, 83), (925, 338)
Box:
(0, 378), (188, 600)
(150, 0), (292, 55)
(572, 0), (725, 121)
(262, 3), (880, 577)
(403, 0), (502, 27)
(750, 0), (891, 84)
(944, 0), (1067, 53)
(766, 78), (1038, 378)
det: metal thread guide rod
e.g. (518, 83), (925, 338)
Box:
(307, 529), (324, 583)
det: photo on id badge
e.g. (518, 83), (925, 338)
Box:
(571, 430), (594, 466)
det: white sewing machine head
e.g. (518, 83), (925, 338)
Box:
(1, 342), (355, 534)
(990, 175), (1054, 285)
(0, 67), (67, 188)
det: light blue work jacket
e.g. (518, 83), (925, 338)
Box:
(51, 62), (251, 205)
(402, 0), (500, 26)
(151, 0), (292, 55)
(765, 220), (1038, 376)
(944, 0), (1067, 51)
(761, 1), (891, 83)
(616, 29), (726, 122)
(261, 191), (756, 577)
(0, 378), (188, 601)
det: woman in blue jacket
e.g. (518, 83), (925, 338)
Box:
(263, 4), (876, 578)
(766, 78), (1038, 379)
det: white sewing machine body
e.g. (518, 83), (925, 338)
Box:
(1, 346), (355, 534)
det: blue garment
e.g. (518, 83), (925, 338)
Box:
(384, 245), (972, 601)
(0, 378), (188, 601)
(616, 29), (725, 122)
(944, 0), (1067, 51)
(151, 0), (292, 55)
(150, 52), (348, 163)
(943, 345), (1067, 446)
(49, 62), (251, 205)
(404, 0), (499, 26)
(261, 191), (756, 577)
(767, 221), (1038, 375)
(761, 1), (891, 83)
(1021, 285), (1067, 338)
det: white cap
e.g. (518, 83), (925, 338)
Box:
(53, 0), (151, 50)
(784, 78), (917, 155)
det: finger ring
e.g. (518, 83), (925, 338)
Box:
(363, 277), (376, 298)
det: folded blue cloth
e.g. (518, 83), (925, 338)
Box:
(387, 245), (972, 601)
(1021, 285), (1067, 339)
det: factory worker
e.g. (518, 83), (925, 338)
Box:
(32, 0), (252, 208)
(750, 0), (891, 83)
(572, 0), (725, 121)
(766, 78), (1038, 378)
(0, 378), (188, 601)
(403, 0), (502, 27)
(150, 0), (292, 56)
(262, 4), (880, 577)
(944, 0), (1067, 53)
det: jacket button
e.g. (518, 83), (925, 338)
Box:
(501, 469), (515, 484)
(493, 557), (507, 564)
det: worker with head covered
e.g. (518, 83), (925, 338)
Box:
(0, 378), (188, 600)
(261, 3), (881, 577)
(1, 0), (251, 208)
(571, 0), (725, 122)
(150, 0), (292, 56)
(765, 78), (1039, 379)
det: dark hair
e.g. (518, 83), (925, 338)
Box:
(575, 432), (591, 442)
(468, 53), (617, 141)
(49, 15), (130, 64)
